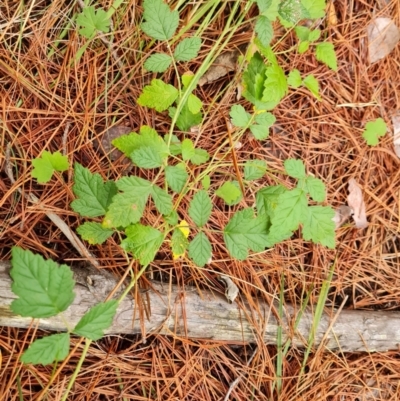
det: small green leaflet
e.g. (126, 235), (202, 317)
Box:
(189, 190), (212, 227)
(141, 0), (179, 41)
(171, 228), (189, 257)
(362, 118), (387, 146)
(182, 138), (195, 160)
(230, 104), (252, 128)
(304, 176), (325, 202)
(174, 37), (202, 61)
(76, 6), (110, 38)
(278, 0), (303, 24)
(216, 181), (242, 205)
(188, 232), (212, 267)
(191, 148), (210, 165)
(295, 26), (311, 41)
(256, 0), (273, 13)
(73, 300), (118, 341)
(303, 74), (321, 100)
(308, 29), (321, 42)
(315, 42), (337, 71)
(169, 103), (202, 131)
(201, 175), (211, 190)
(31, 151), (69, 184)
(76, 222), (114, 245)
(262, 63), (288, 104)
(138, 79), (178, 112)
(298, 41), (310, 53)
(255, 185), (287, 217)
(165, 210), (179, 226)
(284, 159), (306, 179)
(244, 160), (267, 181)
(121, 224), (164, 266)
(182, 72), (195, 87)
(144, 53), (172, 72)
(250, 111), (276, 140)
(165, 164), (188, 193)
(255, 16), (274, 47)
(288, 69), (302, 88)
(302, 206), (335, 248)
(259, 0), (280, 21)
(71, 163), (117, 218)
(151, 184), (173, 215)
(187, 94), (203, 114)
(301, 0), (326, 19)
(21, 333), (70, 365)
(164, 134), (182, 156)
(10, 247), (75, 318)
(224, 208), (270, 260)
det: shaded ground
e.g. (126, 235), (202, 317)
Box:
(1, 0), (400, 399)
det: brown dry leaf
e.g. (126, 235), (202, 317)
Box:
(347, 178), (368, 229)
(392, 112), (400, 158)
(219, 275), (239, 303)
(367, 17), (400, 64)
(332, 205), (352, 229)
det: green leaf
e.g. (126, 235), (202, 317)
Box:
(262, 63), (288, 104)
(169, 103), (202, 131)
(76, 222), (114, 245)
(174, 37), (202, 61)
(131, 146), (165, 169)
(230, 104), (252, 128)
(165, 164), (188, 193)
(165, 210), (179, 226)
(303, 74), (321, 100)
(224, 208), (270, 260)
(216, 181), (242, 205)
(144, 53), (172, 72)
(302, 206), (335, 248)
(171, 228), (189, 257)
(295, 26), (311, 41)
(21, 333), (70, 365)
(164, 134), (182, 156)
(278, 0), (303, 24)
(189, 190), (212, 227)
(141, 0), (179, 41)
(76, 6), (110, 38)
(182, 72), (195, 87)
(201, 175), (211, 190)
(305, 176), (326, 202)
(190, 149), (209, 165)
(255, 15), (274, 47)
(315, 42), (337, 71)
(301, 0), (326, 19)
(308, 29), (321, 42)
(181, 138), (195, 160)
(188, 232), (212, 267)
(121, 224), (164, 266)
(31, 151), (69, 184)
(362, 118), (387, 146)
(288, 69), (302, 88)
(284, 159), (306, 179)
(256, 0), (273, 13)
(187, 94), (202, 114)
(250, 111), (276, 140)
(10, 247), (75, 318)
(71, 163), (117, 218)
(298, 41), (310, 53)
(138, 79), (179, 112)
(244, 159), (267, 181)
(151, 184), (173, 215)
(255, 185), (287, 217)
(73, 300), (118, 341)
(260, 0), (280, 20)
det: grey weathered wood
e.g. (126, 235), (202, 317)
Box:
(1, 261), (400, 352)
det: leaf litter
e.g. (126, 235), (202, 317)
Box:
(347, 178), (368, 229)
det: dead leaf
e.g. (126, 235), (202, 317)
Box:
(367, 17), (400, 64)
(391, 112), (400, 158)
(219, 275), (239, 303)
(332, 205), (352, 228)
(347, 179), (368, 229)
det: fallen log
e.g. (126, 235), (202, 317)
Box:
(1, 261), (399, 352)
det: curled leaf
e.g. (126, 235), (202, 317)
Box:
(347, 179), (368, 229)
(332, 205), (352, 229)
(219, 275), (239, 303)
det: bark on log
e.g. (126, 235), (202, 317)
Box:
(1, 261), (400, 352)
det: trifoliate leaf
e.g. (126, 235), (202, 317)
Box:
(189, 190), (212, 227)
(21, 333), (70, 365)
(288, 69), (302, 88)
(165, 164), (188, 193)
(188, 232), (212, 267)
(76, 222), (114, 245)
(144, 53), (172, 72)
(244, 159), (267, 181)
(73, 300), (118, 340)
(181, 138), (195, 160)
(201, 175), (211, 190)
(215, 181), (242, 205)
(76, 6), (110, 38)
(190, 149), (209, 165)
(305, 176), (326, 202)
(255, 15), (274, 47)
(187, 94), (202, 114)
(301, 0), (326, 19)
(171, 223), (189, 259)
(230, 104), (252, 128)
(121, 224), (164, 266)
(174, 37), (202, 61)
(223, 208), (270, 260)
(303, 74), (321, 100)
(169, 103), (202, 131)
(138, 79), (178, 112)
(302, 206), (335, 248)
(31, 151), (69, 184)
(141, 0), (179, 41)
(362, 118), (387, 146)
(315, 42), (337, 71)
(10, 247), (75, 318)
(151, 184), (173, 215)
(255, 185), (287, 217)
(284, 159), (306, 179)
(164, 134), (182, 156)
(262, 63), (288, 104)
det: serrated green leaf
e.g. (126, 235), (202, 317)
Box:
(21, 333), (70, 365)
(190, 148), (210, 165)
(144, 53), (172, 72)
(230, 104), (252, 128)
(298, 41), (310, 53)
(284, 159), (306, 179)
(189, 190), (212, 227)
(164, 134), (182, 156)
(131, 146), (165, 168)
(262, 63), (288, 104)
(278, 0), (303, 24)
(362, 118), (387, 146)
(201, 175), (211, 190)
(187, 94), (202, 114)
(76, 222), (114, 245)
(295, 26), (311, 41)
(10, 247), (75, 318)
(171, 227), (189, 258)
(255, 15), (274, 47)
(256, 0), (273, 13)
(256, 185), (287, 217)
(181, 138), (195, 160)
(174, 37), (202, 61)
(31, 151), (69, 184)
(121, 224), (164, 266)
(260, 0), (280, 20)
(223, 208), (270, 260)
(301, 0), (326, 19)
(165, 210), (179, 226)
(244, 159), (267, 181)
(165, 164), (188, 193)
(138, 79), (178, 112)
(308, 29), (321, 42)
(305, 176), (326, 202)
(302, 206), (335, 248)
(303, 74), (321, 100)
(151, 185), (173, 215)
(188, 232), (212, 267)
(169, 103), (202, 131)
(288, 69), (302, 88)
(250, 111), (276, 140)
(249, 124), (271, 140)
(315, 42), (337, 71)
(76, 6), (110, 38)
(141, 0), (179, 41)
(215, 181), (242, 205)
(73, 300), (118, 340)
